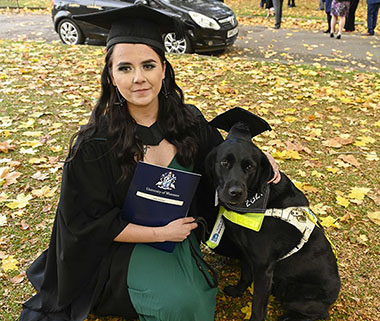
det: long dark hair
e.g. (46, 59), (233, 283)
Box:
(68, 45), (199, 181)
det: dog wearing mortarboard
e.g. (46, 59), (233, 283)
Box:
(205, 108), (340, 321)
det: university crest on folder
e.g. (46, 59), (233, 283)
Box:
(121, 162), (201, 252)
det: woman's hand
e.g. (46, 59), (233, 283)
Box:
(264, 152), (281, 184)
(159, 217), (198, 242)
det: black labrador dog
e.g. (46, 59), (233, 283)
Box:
(205, 123), (340, 321)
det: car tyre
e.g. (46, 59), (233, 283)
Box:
(58, 18), (85, 45)
(163, 33), (192, 54)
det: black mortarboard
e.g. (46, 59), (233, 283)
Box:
(209, 107), (272, 138)
(73, 1), (182, 53)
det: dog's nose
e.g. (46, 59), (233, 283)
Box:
(228, 186), (243, 198)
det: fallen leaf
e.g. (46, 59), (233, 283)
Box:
(338, 155), (360, 167)
(241, 302), (252, 320)
(31, 186), (57, 198)
(336, 196), (350, 208)
(10, 272), (25, 284)
(348, 187), (371, 201)
(368, 211), (380, 225)
(320, 216), (340, 228)
(0, 214), (7, 226)
(1, 255), (19, 272)
(6, 193), (33, 209)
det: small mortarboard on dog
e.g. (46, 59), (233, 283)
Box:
(73, 0), (186, 54)
(209, 107), (272, 140)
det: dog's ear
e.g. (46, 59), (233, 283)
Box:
(205, 148), (217, 184)
(226, 122), (252, 141)
(257, 151), (274, 192)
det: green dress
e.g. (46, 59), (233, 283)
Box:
(127, 157), (218, 321)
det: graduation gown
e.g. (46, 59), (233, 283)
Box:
(19, 105), (223, 321)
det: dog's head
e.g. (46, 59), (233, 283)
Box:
(206, 123), (273, 207)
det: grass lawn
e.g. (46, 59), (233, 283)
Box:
(1, 38), (379, 320)
(0, 1), (379, 320)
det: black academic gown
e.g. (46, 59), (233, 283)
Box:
(19, 105), (224, 321)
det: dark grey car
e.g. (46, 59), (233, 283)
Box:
(51, 0), (239, 53)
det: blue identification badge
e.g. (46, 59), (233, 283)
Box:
(206, 209), (225, 249)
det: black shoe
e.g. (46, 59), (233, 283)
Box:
(274, 25), (280, 29)
(330, 33), (334, 38)
(324, 29), (331, 33)
(336, 34), (341, 39)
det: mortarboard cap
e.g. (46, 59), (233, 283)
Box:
(209, 107), (272, 138)
(73, 1), (183, 53)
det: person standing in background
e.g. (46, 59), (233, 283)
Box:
(288, 0), (296, 7)
(330, 0), (351, 39)
(272, 0), (284, 29)
(344, 0), (360, 31)
(323, 0), (333, 33)
(365, 0), (380, 35)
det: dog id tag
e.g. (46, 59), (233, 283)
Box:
(206, 209), (225, 249)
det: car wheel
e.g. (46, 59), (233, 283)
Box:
(58, 19), (85, 45)
(163, 33), (192, 54)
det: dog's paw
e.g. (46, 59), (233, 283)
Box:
(223, 285), (245, 297)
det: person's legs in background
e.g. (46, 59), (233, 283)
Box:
(344, 0), (359, 31)
(288, 0), (295, 7)
(367, 3), (380, 35)
(325, 11), (332, 32)
(337, 15), (346, 38)
(330, 14), (337, 37)
(273, 0), (284, 28)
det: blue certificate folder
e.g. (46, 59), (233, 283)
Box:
(121, 161), (201, 252)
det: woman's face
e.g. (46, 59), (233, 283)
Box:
(110, 43), (166, 111)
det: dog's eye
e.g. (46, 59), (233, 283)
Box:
(245, 163), (255, 172)
(220, 160), (229, 167)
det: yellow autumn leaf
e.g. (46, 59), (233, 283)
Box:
(287, 150), (301, 160)
(309, 128), (322, 137)
(336, 196), (350, 208)
(21, 140), (43, 148)
(22, 131), (43, 137)
(348, 187), (371, 200)
(326, 167), (339, 174)
(284, 116), (297, 123)
(1, 255), (19, 272)
(50, 146), (63, 153)
(29, 157), (48, 164)
(319, 216), (340, 228)
(241, 302), (252, 320)
(310, 203), (330, 215)
(31, 186), (57, 198)
(311, 170), (324, 178)
(6, 193), (33, 209)
(354, 136), (375, 147)
(18, 119), (35, 129)
(368, 211), (380, 225)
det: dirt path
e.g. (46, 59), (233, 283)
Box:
(1, 13), (379, 71)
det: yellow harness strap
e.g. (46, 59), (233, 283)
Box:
(207, 206), (337, 261)
(221, 206), (265, 232)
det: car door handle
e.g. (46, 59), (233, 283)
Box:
(86, 5), (103, 10)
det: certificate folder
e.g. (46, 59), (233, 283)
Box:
(121, 161), (201, 252)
